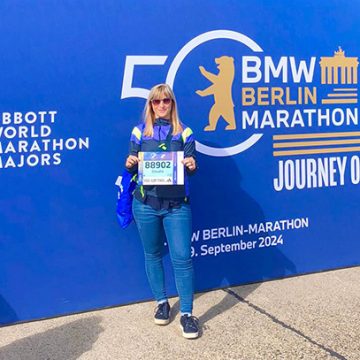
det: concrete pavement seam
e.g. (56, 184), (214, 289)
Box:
(223, 288), (347, 360)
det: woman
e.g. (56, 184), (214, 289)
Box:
(125, 84), (199, 339)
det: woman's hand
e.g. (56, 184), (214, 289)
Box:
(125, 155), (139, 169)
(182, 156), (196, 171)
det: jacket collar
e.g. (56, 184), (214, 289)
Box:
(154, 118), (171, 126)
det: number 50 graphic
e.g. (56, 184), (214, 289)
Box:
(120, 30), (263, 157)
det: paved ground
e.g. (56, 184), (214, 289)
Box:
(0, 267), (359, 360)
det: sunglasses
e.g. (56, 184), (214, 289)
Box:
(151, 98), (172, 106)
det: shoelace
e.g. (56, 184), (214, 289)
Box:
(154, 303), (168, 316)
(183, 315), (199, 331)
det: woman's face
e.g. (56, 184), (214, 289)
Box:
(151, 95), (172, 119)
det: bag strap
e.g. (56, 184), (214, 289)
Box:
(157, 125), (174, 151)
(165, 127), (173, 150)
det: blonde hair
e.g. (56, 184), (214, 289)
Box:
(143, 84), (183, 137)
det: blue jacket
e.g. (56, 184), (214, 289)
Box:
(127, 118), (196, 206)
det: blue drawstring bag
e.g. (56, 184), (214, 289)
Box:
(115, 170), (138, 229)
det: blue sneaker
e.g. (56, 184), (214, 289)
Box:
(180, 314), (199, 339)
(154, 302), (170, 325)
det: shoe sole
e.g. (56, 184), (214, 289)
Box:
(154, 308), (171, 325)
(154, 318), (170, 325)
(180, 326), (199, 339)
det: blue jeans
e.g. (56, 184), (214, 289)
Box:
(132, 198), (194, 313)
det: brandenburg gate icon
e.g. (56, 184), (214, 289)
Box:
(320, 47), (358, 84)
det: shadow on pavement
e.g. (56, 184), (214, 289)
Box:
(0, 316), (103, 360)
(197, 283), (260, 326)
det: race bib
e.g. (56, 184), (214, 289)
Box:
(138, 151), (184, 185)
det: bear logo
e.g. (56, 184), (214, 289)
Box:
(196, 56), (236, 131)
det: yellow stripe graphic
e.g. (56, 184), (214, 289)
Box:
(274, 146), (360, 156)
(273, 139), (360, 148)
(333, 88), (358, 91)
(273, 131), (360, 141)
(327, 93), (357, 97)
(322, 99), (357, 104)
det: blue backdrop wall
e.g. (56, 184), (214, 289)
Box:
(1, 0), (359, 325)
